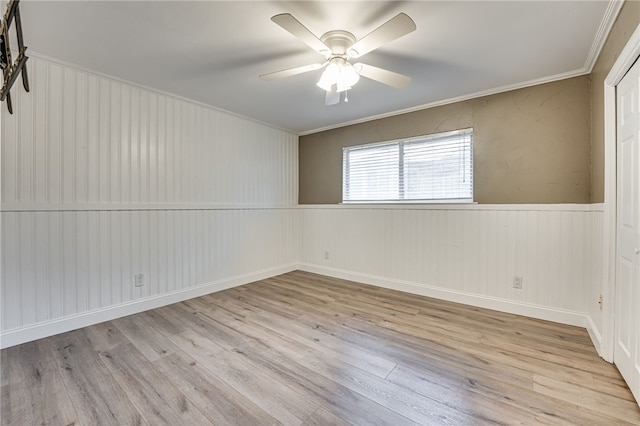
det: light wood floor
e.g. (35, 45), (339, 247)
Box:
(2, 271), (639, 425)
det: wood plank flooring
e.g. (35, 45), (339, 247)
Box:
(2, 270), (639, 425)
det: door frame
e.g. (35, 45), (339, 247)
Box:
(602, 22), (640, 362)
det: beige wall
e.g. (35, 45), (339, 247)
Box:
(300, 76), (591, 204)
(590, 1), (640, 203)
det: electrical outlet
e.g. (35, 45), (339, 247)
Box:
(323, 250), (330, 260)
(134, 273), (144, 287)
(513, 276), (523, 289)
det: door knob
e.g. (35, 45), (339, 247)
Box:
(636, 248), (640, 254)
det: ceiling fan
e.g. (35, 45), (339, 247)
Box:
(260, 13), (416, 105)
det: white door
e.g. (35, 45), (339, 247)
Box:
(616, 57), (640, 403)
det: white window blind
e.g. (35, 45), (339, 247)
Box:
(343, 128), (473, 203)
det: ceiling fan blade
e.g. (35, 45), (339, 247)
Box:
(347, 13), (416, 58)
(354, 63), (411, 89)
(260, 63), (325, 81)
(325, 89), (340, 106)
(271, 13), (331, 56)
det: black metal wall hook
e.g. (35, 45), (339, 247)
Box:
(1, 0), (30, 115)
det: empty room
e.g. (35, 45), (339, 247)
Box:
(1, 0), (640, 424)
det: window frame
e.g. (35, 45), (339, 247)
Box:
(342, 128), (474, 204)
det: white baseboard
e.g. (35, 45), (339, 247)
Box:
(586, 314), (604, 359)
(298, 263), (589, 328)
(2, 263), (594, 349)
(0, 264), (298, 349)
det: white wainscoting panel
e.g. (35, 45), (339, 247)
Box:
(1, 55), (299, 348)
(1, 208), (298, 346)
(587, 207), (606, 354)
(299, 205), (604, 328)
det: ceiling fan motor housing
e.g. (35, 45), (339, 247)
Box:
(320, 30), (357, 58)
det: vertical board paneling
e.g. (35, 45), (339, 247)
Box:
(299, 207), (602, 314)
(19, 69), (33, 204)
(34, 212), (50, 323)
(75, 211), (89, 314)
(1, 55), (298, 340)
(98, 78), (110, 203)
(130, 87), (140, 204)
(2, 213), (19, 330)
(49, 65), (62, 204)
(0, 57), (296, 207)
(48, 212), (64, 319)
(62, 212), (76, 316)
(109, 81), (121, 203)
(1, 209), (298, 332)
(559, 212), (572, 309)
(62, 68), (75, 203)
(120, 85), (131, 203)
(33, 60), (48, 204)
(525, 211), (538, 304)
(87, 74), (99, 204)
(477, 211), (489, 296)
(88, 212), (101, 311)
(571, 214), (586, 310)
(18, 213), (35, 327)
(588, 210), (605, 339)
(99, 210), (111, 308)
(148, 93), (158, 203)
(2, 81), (17, 202)
(75, 72), (88, 203)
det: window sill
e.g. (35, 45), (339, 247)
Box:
(298, 203), (600, 212)
(341, 199), (476, 205)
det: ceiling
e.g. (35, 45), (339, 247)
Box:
(18, 1), (619, 135)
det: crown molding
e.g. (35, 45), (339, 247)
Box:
(584, 0), (625, 72)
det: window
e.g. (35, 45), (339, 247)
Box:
(342, 128), (473, 203)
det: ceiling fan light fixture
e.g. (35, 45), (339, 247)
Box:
(337, 62), (360, 92)
(317, 58), (360, 93)
(316, 61), (340, 91)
